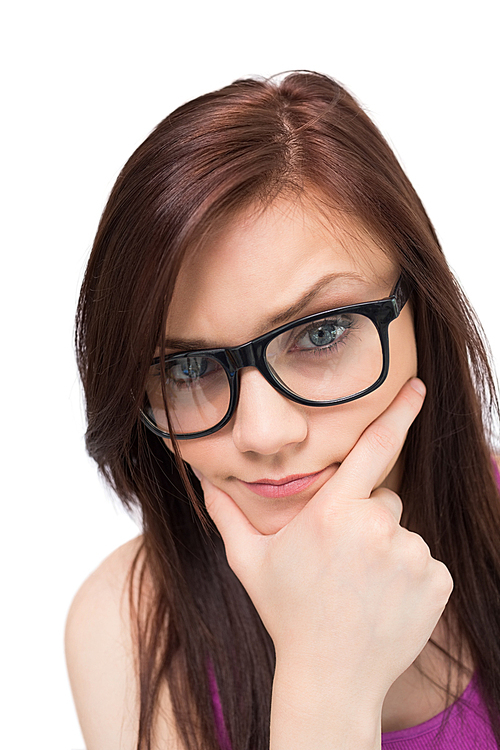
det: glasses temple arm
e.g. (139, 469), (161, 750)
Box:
(392, 275), (410, 316)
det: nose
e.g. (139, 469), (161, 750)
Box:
(231, 368), (308, 454)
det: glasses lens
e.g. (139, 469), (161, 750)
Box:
(145, 355), (230, 436)
(265, 312), (383, 402)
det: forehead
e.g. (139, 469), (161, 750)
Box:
(167, 198), (396, 348)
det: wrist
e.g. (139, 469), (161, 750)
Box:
(270, 659), (383, 750)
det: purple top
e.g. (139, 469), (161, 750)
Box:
(381, 672), (497, 748)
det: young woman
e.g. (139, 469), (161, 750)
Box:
(65, 72), (500, 750)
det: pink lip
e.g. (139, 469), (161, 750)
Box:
(240, 471), (323, 498)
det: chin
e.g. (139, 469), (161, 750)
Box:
(246, 497), (312, 535)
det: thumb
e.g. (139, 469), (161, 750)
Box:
(195, 471), (262, 559)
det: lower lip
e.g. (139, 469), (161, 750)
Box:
(240, 471), (323, 498)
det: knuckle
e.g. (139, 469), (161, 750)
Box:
(433, 560), (455, 601)
(372, 488), (403, 521)
(403, 531), (431, 571)
(366, 424), (399, 456)
(367, 504), (398, 540)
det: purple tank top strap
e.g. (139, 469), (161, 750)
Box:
(207, 658), (233, 750)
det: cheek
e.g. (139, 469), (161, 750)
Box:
(388, 305), (418, 382)
(310, 385), (395, 452)
(165, 434), (228, 481)
(308, 348), (417, 469)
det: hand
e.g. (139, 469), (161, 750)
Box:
(197, 378), (454, 704)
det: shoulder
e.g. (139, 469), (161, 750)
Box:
(65, 535), (145, 655)
(65, 536), (144, 749)
(65, 535), (146, 633)
(66, 535), (145, 619)
(65, 536), (181, 749)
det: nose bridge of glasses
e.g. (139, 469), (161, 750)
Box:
(226, 341), (262, 372)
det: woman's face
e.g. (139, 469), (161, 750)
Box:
(164, 198), (417, 534)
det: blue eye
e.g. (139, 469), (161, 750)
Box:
(164, 355), (224, 391)
(169, 356), (208, 382)
(307, 322), (344, 347)
(181, 357), (208, 380)
(294, 316), (352, 351)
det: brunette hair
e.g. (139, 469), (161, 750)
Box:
(76, 72), (500, 749)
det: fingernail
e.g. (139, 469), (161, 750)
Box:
(410, 378), (426, 397)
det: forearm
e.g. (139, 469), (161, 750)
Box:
(270, 660), (382, 750)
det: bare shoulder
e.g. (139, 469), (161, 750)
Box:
(65, 536), (181, 750)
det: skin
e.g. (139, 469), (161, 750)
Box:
(163, 196), (473, 731)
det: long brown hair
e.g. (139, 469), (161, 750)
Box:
(76, 72), (500, 749)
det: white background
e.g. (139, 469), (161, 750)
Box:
(2, 1), (499, 748)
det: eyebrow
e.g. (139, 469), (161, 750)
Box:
(164, 271), (366, 352)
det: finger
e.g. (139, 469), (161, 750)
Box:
(324, 378), (425, 502)
(197, 473), (262, 555)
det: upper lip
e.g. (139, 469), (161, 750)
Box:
(242, 471), (321, 486)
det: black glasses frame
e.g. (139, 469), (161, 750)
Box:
(141, 275), (410, 440)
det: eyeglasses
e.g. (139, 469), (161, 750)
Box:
(141, 276), (409, 440)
